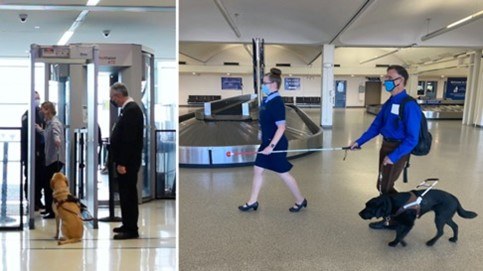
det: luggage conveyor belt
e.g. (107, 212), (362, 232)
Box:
(179, 95), (323, 167)
(366, 100), (464, 120)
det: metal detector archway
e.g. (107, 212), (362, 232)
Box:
(29, 44), (99, 229)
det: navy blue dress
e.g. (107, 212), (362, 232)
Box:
(254, 92), (293, 173)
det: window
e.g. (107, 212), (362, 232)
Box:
(0, 59), (45, 127)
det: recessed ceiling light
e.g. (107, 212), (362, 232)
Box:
(86, 0), (100, 6)
(34, 26), (40, 29)
(58, 30), (74, 45)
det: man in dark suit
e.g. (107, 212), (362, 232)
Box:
(109, 82), (144, 240)
(21, 91), (45, 211)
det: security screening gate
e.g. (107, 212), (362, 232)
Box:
(29, 43), (156, 230)
(29, 44), (99, 229)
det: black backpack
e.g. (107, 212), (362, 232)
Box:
(398, 96), (432, 182)
(399, 96), (432, 156)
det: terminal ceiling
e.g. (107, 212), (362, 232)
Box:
(0, 0), (176, 59)
(179, 0), (483, 68)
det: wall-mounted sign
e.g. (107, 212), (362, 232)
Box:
(221, 77), (243, 90)
(445, 77), (466, 100)
(334, 80), (346, 108)
(284, 77), (300, 91)
(39, 46), (70, 58)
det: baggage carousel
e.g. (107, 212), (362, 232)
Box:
(366, 99), (464, 120)
(179, 94), (323, 167)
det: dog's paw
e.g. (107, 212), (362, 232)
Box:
(426, 240), (436, 246)
(449, 237), (457, 243)
(388, 241), (398, 247)
(400, 240), (407, 247)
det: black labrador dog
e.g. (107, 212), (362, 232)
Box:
(359, 189), (477, 247)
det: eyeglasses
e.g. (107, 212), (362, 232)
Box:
(262, 81), (273, 84)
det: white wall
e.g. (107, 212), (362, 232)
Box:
(180, 74), (251, 104)
(180, 46), (469, 106)
(180, 73), (370, 107)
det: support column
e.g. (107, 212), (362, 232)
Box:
(407, 69), (419, 97)
(320, 44), (335, 128)
(252, 38), (264, 106)
(464, 50), (481, 125)
(473, 50), (483, 126)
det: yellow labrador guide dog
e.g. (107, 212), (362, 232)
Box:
(50, 172), (84, 245)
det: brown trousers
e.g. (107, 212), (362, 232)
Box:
(377, 140), (410, 194)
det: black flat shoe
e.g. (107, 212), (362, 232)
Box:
(238, 202), (259, 212)
(289, 199), (307, 212)
(113, 231), (139, 240)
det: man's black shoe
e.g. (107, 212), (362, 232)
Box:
(42, 213), (55, 219)
(113, 232), (139, 240)
(113, 226), (127, 233)
(369, 220), (397, 230)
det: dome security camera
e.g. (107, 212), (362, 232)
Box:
(102, 30), (111, 38)
(19, 13), (28, 23)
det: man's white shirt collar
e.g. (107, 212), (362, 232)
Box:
(121, 97), (134, 109)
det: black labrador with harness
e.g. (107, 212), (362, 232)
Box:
(359, 188), (477, 247)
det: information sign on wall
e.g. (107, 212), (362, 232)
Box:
(221, 77), (243, 90)
(334, 80), (346, 108)
(284, 77), (301, 91)
(445, 77), (466, 100)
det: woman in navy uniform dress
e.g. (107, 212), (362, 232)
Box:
(239, 68), (307, 212)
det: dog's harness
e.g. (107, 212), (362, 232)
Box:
(54, 194), (92, 221)
(393, 178), (439, 218)
(54, 195), (81, 215)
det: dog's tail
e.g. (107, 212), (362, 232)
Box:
(456, 199), (477, 219)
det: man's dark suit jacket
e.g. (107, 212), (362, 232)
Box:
(110, 101), (144, 168)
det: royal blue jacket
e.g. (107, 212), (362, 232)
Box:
(356, 90), (421, 163)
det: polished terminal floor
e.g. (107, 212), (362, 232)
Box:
(180, 108), (483, 270)
(0, 200), (176, 271)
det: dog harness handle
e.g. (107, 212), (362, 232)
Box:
(417, 178), (439, 197)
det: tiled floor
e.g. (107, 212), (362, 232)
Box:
(0, 200), (176, 271)
(180, 108), (483, 270)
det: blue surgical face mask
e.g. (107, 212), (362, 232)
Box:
(261, 84), (271, 96)
(34, 99), (41, 107)
(384, 80), (396, 92)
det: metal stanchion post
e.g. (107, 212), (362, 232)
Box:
(98, 147), (121, 222)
